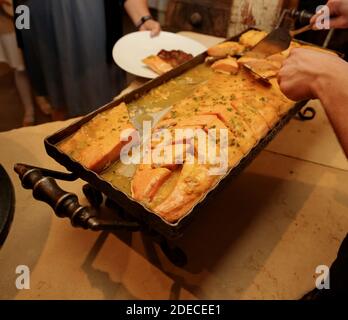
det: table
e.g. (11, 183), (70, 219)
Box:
(0, 32), (347, 300)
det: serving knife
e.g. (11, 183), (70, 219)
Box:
(128, 105), (172, 137)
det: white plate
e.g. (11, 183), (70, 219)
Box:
(112, 31), (207, 78)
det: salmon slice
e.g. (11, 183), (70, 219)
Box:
(208, 41), (245, 58)
(154, 162), (219, 223)
(202, 117), (245, 168)
(59, 102), (137, 173)
(77, 128), (135, 172)
(227, 145), (244, 168)
(161, 94), (203, 120)
(281, 41), (302, 58)
(267, 52), (286, 65)
(170, 117), (244, 170)
(200, 133), (244, 170)
(226, 69), (293, 117)
(142, 55), (173, 75)
(131, 164), (172, 203)
(256, 105), (279, 127)
(178, 115), (218, 128)
(153, 118), (178, 130)
(149, 169), (181, 209)
(172, 115), (245, 169)
(239, 30), (268, 48)
(232, 94), (279, 128)
(199, 104), (257, 154)
(237, 86), (292, 119)
(254, 97), (280, 127)
(268, 79), (294, 115)
(230, 101), (269, 139)
(152, 143), (194, 170)
(152, 115), (214, 154)
(211, 57), (240, 75)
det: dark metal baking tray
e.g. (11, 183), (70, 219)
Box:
(24, 29), (332, 239)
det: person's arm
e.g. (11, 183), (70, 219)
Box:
(278, 48), (348, 157)
(124, 0), (161, 36)
(311, 0), (348, 29)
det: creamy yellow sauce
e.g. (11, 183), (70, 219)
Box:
(101, 63), (214, 194)
(149, 169), (181, 208)
(101, 162), (136, 194)
(128, 64), (214, 114)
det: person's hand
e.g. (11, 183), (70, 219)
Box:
(123, 0), (161, 36)
(311, 0), (348, 29)
(139, 19), (161, 37)
(279, 48), (348, 156)
(0, 0), (11, 6)
(278, 48), (347, 101)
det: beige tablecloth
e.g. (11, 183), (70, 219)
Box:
(0, 32), (347, 300)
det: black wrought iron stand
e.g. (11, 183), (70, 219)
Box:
(14, 163), (187, 267)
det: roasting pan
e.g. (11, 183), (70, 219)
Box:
(15, 28), (337, 240)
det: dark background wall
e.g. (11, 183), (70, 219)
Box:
(297, 0), (348, 59)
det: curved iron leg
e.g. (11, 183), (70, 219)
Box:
(297, 106), (316, 121)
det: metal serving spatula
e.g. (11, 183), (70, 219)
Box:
(248, 24), (313, 59)
(242, 24), (313, 83)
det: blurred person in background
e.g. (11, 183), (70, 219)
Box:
(14, 0), (160, 120)
(0, 0), (35, 126)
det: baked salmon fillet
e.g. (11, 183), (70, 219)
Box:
(154, 162), (219, 223)
(199, 104), (257, 154)
(191, 75), (269, 138)
(175, 114), (245, 169)
(211, 57), (240, 75)
(201, 116), (245, 169)
(143, 55), (173, 75)
(131, 164), (172, 204)
(58, 102), (136, 173)
(211, 69), (293, 118)
(207, 41), (245, 58)
(239, 30), (268, 48)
